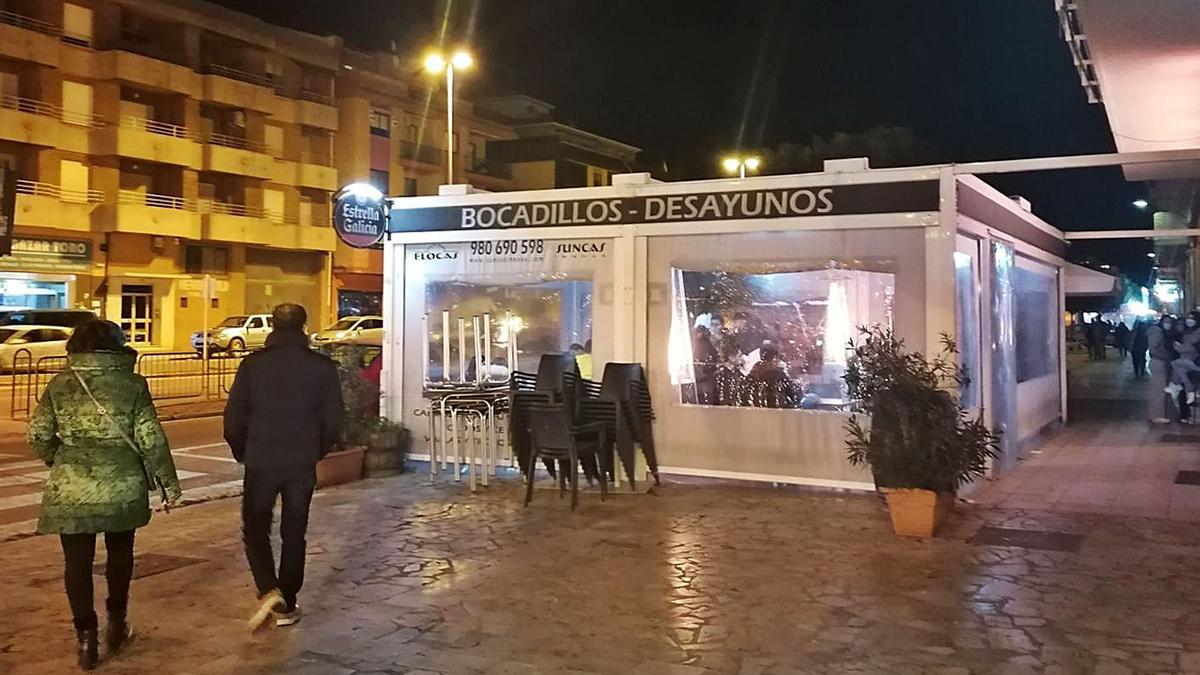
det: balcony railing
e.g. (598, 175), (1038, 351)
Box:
(266, 210), (299, 225)
(298, 150), (332, 167)
(0, 94), (105, 127)
(467, 157), (513, 180)
(204, 63), (276, 89)
(398, 141), (444, 166)
(118, 189), (195, 211)
(119, 115), (198, 140)
(17, 179), (104, 204)
(0, 9), (60, 36)
(204, 131), (268, 153)
(299, 89), (334, 106)
(200, 201), (267, 219)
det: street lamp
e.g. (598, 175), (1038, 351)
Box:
(424, 49), (474, 184)
(721, 155), (761, 179)
(1133, 199), (1149, 209)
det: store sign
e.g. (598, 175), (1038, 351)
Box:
(333, 183), (388, 248)
(390, 180), (939, 233)
(0, 167), (15, 257)
(0, 237), (92, 273)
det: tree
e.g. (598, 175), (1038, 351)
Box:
(758, 127), (943, 174)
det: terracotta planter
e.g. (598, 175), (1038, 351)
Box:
(315, 447), (365, 488)
(882, 488), (955, 538)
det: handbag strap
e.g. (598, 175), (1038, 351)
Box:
(70, 368), (166, 500)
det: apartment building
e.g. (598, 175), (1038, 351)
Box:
(0, 0), (642, 344)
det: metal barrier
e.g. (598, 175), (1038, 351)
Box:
(136, 351), (207, 400)
(9, 348), (33, 419)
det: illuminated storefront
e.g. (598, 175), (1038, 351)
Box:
(380, 162), (1068, 487)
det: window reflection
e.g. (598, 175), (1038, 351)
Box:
(669, 263), (895, 409)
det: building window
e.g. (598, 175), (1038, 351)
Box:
(120, 285), (154, 345)
(62, 3), (94, 46)
(403, 178), (418, 196)
(369, 110), (390, 137)
(369, 170), (389, 193)
(184, 245), (229, 275)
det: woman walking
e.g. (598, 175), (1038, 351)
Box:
(27, 320), (181, 670)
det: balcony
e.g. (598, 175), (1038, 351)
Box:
(14, 180), (103, 233)
(467, 157), (513, 180)
(398, 141), (444, 166)
(96, 51), (200, 97)
(202, 132), (273, 178)
(201, 64), (276, 112)
(0, 10), (61, 66)
(95, 190), (202, 239)
(91, 116), (202, 168)
(0, 95), (61, 146)
(296, 95), (338, 131)
(297, 151), (337, 190)
(199, 201), (272, 246)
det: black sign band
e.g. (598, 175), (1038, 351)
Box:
(389, 181), (938, 233)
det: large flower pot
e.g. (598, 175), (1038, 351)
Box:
(363, 427), (410, 478)
(316, 447), (365, 488)
(882, 489), (955, 538)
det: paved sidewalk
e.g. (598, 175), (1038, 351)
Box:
(2, 473), (1199, 674)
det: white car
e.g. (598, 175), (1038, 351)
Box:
(0, 325), (71, 370)
(311, 316), (384, 346)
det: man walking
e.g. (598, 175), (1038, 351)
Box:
(224, 303), (343, 630)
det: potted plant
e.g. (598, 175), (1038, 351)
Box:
(315, 344), (375, 488)
(843, 327), (999, 537)
(364, 417), (410, 477)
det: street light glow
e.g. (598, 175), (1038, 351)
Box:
(1133, 199), (1149, 209)
(1147, 252), (1157, 258)
(451, 50), (473, 70)
(744, 157), (761, 171)
(423, 53), (447, 74)
(722, 157), (741, 173)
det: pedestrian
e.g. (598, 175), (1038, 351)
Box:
(1169, 311), (1200, 406)
(1148, 315), (1177, 423)
(1086, 320), (1101, 361)
(1115, 321), (1131, 359)
(224, 303), (343, 630)
(1131, 318), (1149, 380)
(27, 319), (182, 671)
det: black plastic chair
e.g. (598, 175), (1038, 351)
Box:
(510, 354), (582, 476)
(524, 400), (608, 510)
(578, 363), (659, 488)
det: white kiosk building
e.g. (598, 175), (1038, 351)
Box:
(379, 159), (1067, 490)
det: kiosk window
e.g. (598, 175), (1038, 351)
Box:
(668, 264), (894, 409)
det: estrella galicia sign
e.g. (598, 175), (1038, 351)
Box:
(333, 183), (388, 248)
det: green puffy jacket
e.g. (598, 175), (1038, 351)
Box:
(28, 350), (182, 534)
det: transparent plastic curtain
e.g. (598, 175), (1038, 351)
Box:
(823, 278), (850, 366)
(990, 241), (1018, 473)
(667, 268), (696, 386)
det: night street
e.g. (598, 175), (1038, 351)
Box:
(2, 472), (1200, 674)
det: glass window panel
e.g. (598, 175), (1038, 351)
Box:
(1014, 264), (1058, 383)
(669, 262), (895, 409)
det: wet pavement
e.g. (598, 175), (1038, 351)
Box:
(1, 471), (1199, 674)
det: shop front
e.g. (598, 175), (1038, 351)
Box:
(0, 235), (98, 312)
(380, 163), (1068, 487)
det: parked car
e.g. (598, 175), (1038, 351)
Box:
(2, 308), (96, 329)
(311, 315), (384, 346)
(191, 314), (273, 354)
(0, 325), (71, 371)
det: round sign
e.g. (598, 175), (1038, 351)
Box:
(332, 183), (388, 248)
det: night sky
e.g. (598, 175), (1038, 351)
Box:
(214, 0), (1156, 282)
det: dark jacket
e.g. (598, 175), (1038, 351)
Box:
(28, 350), (182, 534)
(224, 330), (343, 474)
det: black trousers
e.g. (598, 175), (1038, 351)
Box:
(242, 468), (316, 610)
(60, 530), (135, 632)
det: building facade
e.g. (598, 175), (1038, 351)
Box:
(0, 0), (640, 347)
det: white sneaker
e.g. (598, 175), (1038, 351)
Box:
(275, 604), (301, 627)
(1166, 384), (1183, 396)
(247, 589), (285, 631)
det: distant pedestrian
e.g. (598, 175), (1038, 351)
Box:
(1148, 315), (1177, 423)
(28, 319), (182, 671)
(1131, 319), (1149, 380)
(225, 304), (343, 630)
(1170, 311), (1200, 406)
(1115, 321), (1131, 359)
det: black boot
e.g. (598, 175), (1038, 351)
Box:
(76, 628), (99, 671)
(106, 611), (132, 656)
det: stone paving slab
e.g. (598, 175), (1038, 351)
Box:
(1, 473), (1199, 674)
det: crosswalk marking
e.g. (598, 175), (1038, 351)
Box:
(0, 460), (47, 473)
(174, 452), (236, 463)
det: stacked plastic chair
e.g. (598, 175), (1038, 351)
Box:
(509, 354), (581, 477)
(579, 363), (659, 489)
